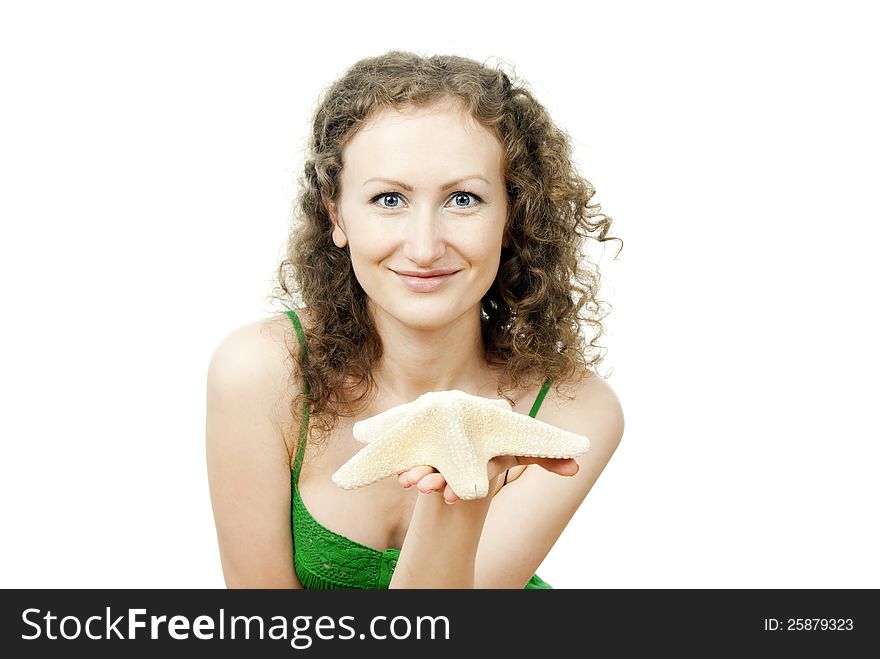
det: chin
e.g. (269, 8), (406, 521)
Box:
(377, 298), (461, 329)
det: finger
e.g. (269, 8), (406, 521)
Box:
(416, 472), (447, 494)
(443, 483), (459, 504)
(535, 457), (579, 476)
(400, 465), (436, 486)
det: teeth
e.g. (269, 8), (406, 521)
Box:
(331, 389), (590, 500)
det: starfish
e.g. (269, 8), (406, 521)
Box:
(331, 389), (590, 500)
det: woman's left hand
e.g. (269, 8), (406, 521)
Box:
(397, 455), (579, 504)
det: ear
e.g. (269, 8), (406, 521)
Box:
(323, 193), (348, 249)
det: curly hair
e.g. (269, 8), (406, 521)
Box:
(269, 50), (623, 450)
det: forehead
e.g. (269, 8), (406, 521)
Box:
(341, 100), (504, 182)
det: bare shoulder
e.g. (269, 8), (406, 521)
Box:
(207, 312), (302, 400)
(547, 368), (625, 486)
(476, 367), (624, 586)
(499, 368), (624, 489)
(209, 311), (305, 366)
(549, 368), (625, 439)
(545, 369), (625, 470)
(206, 310), (309, 460)
(205, 310), (310, 588)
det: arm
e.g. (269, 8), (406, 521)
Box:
(205, 317), (303, 588)
(388, 484), (495, 589)
(475, 373), (624, 588)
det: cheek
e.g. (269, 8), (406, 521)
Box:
(346, 232), (392, 283)
(470, 228), (504, 264)
(337, 205), (392, 283)
(345, 222), (385, 257)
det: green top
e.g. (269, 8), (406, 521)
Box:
(285, 309), (553, 589)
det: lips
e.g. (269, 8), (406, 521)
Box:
(394, 270), (459, 292)
(393, 269), (459, 278)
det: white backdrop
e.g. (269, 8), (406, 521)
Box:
(1, 0), (877, 588)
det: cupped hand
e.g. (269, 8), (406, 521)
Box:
(397, 455), (579, 504)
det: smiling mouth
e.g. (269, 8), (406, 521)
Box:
(393, 270), (459, 291)
(392, 270), (460, 278)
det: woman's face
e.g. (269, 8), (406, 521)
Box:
(326, 99), (508, 331)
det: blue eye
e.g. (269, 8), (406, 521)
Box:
(370, 190), (483, 209)
(372, 191), (403, 209)
(449, 192), (481, 208)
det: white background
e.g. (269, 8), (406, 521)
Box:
(1, 0), (877, 588)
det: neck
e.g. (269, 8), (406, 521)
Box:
(369, 302), (496, 403)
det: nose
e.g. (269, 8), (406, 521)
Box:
(402, 207), (447, 266)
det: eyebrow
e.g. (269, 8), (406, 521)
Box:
(362, 175), (490, 190)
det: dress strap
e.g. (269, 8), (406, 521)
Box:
(284, 310), (310, 485)
(529, 377), (552, 418)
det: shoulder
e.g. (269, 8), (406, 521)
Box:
(501, 368), (624, 489)
(548, 368), (625, 492)
(205, 311), (311, 588)
(555, 369), (624, 444)
(475, 367), (624, 586)
(207, 312), (301, 394)
(547, 369), (625, 475)
(206, 310), (310, 457)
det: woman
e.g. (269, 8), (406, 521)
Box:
(206, 51), (625, 589)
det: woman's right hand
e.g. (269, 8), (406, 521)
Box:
(398, 455), (579, 504)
